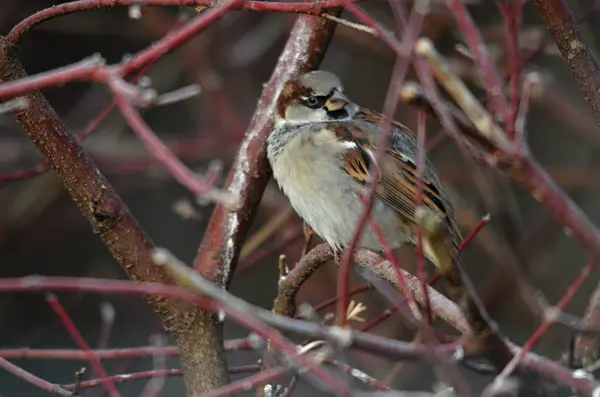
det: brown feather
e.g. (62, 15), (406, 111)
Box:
(343, 144), (371, 184)
(332, 117), (462, 245)
(276, 80), (312, 119)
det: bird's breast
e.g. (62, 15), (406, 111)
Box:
(272, 129), (350, 197)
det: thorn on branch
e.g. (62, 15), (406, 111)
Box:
(274, 244), (334, 318)
(278, 255), (289, 281)
(109, 77), (158, 107)
(457, 213), (491, 253)
(319, 14), (376, 35)
(155, 84), (202, 107)
(72, 367), (87, 397)
(513, 71), (543, 152)
(0, 97), (28, 113)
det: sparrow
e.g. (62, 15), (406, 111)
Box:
(266, 70), (462, 282)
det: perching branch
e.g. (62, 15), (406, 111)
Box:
(274, 244), (334, 318)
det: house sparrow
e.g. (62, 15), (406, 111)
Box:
(267, 70), (462, 276)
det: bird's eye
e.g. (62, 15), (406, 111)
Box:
(304, 95), (325, 109)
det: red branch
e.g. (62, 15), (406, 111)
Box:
(447, 0), (509, 121)
(46, 294), (120, 397)
(0, 265), (594, 395)
(184, 7), (342, 392)
(497, 0), (526, 137)
(108, 78), (225, 202)
(0, 0), (244, 102)
(0, 39), (169, 184)
(0, 2), (247, 205)
(66, 369), (184, 391)
(63, 366), (261, 392)
(533, 0), (600, 127)
(6, 0), (354, 47)
(494, 257), (597, 383)
(0, 0), (339, 394)
(0, 338), (250, 361)
(0, 356), (71, 396)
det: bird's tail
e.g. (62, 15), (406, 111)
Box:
(418, 208), (514, 368)
(416, 208), (467, 306)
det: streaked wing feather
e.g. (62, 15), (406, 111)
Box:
(332, 117), (462, 244)
(333, 124), (374, 184)
(381, 153), (448, 219)
(344, 145), (371, 183)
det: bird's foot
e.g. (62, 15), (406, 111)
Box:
(302, 223), (315, 256)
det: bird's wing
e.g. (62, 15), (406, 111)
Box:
(329, 113), (462, 244)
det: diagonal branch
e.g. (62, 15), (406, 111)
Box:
(533, 0), (600, 128)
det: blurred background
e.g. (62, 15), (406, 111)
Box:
(2, 0), (600, 395)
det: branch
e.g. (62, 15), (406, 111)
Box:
(275, 243), (467, 338)
(46, 294), (119, 397)
(351, 249), (600, 397)
(0, 3), (243, 204)
(0, 270), (597, 394)
(274, 244), (334, 318)
(6, 0), (353, 47)
(0, 38), (176, 312)
(0, 338), (251, 361)
(0, 356), (71, 397)
(447, 0), (509, 122)
(0, 274), (457, 361)
(532, 0), (600, 128)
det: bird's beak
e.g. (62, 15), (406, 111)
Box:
(324, 97), (348, 112)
